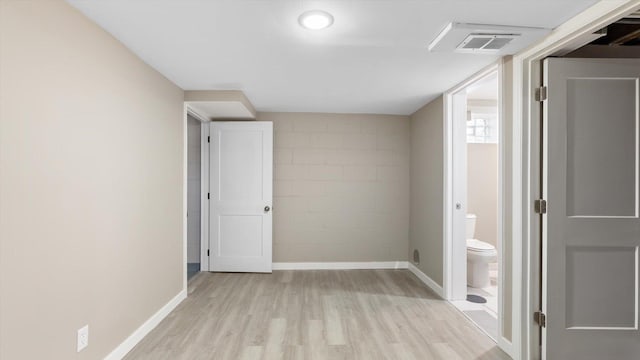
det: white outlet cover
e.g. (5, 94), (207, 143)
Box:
(77, 325), (89, 352)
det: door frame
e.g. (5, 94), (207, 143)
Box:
(197, 114), (210, 272)
(182, 104), (211, 290)
(511, 1), (640, 359)
(443, 60), (511, 355)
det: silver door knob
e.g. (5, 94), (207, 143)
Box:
(264, 206), (271, 212)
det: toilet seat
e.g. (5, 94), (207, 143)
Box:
(466, 239), (496, 253)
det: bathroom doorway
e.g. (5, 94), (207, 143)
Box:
(444, 63), (505, 346)
(462, 72), (500, 339)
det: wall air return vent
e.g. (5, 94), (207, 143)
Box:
(428, 23), (550, 55)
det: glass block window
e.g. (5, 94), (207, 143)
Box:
(467, 112), (498, 143)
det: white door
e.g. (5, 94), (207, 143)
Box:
(208, 121), (273, 273)
(543, 58), (640, 359)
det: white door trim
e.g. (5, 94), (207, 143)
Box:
(182, 105), (211, 286)
(443, 61), (501, 301)
(198, 115), (210, 272)
(511, 1), (640, 359)
(443, 60), (512, 356)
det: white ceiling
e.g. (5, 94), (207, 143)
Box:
(67, 0), (598, 115)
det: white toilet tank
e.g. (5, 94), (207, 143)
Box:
(466, 214), (477, 239)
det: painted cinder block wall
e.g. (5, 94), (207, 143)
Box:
(258, 112), (411, 263)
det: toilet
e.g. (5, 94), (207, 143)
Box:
(466, 214), (497, 288)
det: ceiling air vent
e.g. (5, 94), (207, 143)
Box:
(428, 23), (550, 55)
(457, 34), (518, 52)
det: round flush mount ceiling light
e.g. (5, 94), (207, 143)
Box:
(298, 10), (334, 30)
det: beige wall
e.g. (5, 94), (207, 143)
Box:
(409, 96), (444, 286)
(467, 143), (498, 247)
(0, 1), (184, 359)
(501, 56), (514, 342)
(258, 112), (410, 262)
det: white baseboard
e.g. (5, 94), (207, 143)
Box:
(104, 289), (187, 360)
(408, 263), (445, 298)
(272, 261), (409, 270)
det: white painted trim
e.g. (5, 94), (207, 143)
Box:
(511, 53), (525, 360)
(104, 289), (187, 360)
(186, 107), (208, 123)
(496, 60), (506, 357)
(443, 61), (510, 356)
(498, 338), (515, 359)
(182, 106), (188, 292)
(272, 261), (408, 271)
(184, 106), (210, 273)
(408, 263), (445, 299)
(511, 2), (640, 359)
(199, 121), (209, 271)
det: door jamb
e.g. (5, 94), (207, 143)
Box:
(443, 61), (512, 355)
(183, 104), (210, 289)
(511, 1), (640, 359)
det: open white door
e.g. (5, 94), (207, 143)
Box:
(543, 58), (640, 359)
(209, 121), (273, 273)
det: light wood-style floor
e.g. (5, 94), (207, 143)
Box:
(125, 270), (510, 360)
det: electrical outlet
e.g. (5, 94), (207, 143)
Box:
(77, 325), (89, 352)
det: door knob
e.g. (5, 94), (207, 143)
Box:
(264, 206), (271, 212)
(456, 203), (462, 210)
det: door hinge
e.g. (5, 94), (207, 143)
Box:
(534, 199), (547, 214)
(207, 136), (210, 143)
(207, 193), (210, 200)
(534, 311), (547, 327)
(207, 249), (210, 257)
(535, 86), (548, 102)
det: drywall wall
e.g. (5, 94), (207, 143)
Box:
(258, 112), (410, 262)
(187, 115), (201, 264)
(409, 96), (444, 286)
(467, 143), (498, 247)
(0, 1), (184, 359)
(501, 56), (514, 343)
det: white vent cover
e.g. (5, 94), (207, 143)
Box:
(428, 23), (550, 55)
(457, 34), (518, 52)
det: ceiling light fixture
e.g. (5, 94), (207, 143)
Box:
(298, 10), (334, 30)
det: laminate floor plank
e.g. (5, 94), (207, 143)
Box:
(124, 270), (510, 360)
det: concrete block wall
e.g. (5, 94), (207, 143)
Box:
(258, 112), (410, 262)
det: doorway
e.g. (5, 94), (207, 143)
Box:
(514, 3), (640, 359)
(444, 64), (506, 346)
(187, 114), (203, 280)
(183, 100), (272, 276)
(537, 16), (640, 359)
